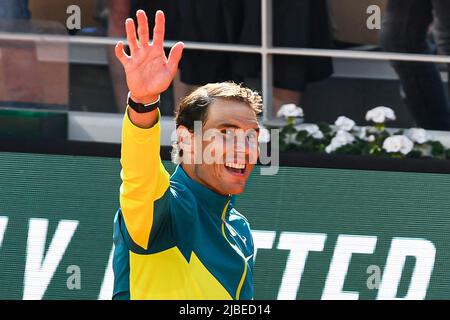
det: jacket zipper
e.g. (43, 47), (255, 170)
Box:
(220, 199), (248, 300)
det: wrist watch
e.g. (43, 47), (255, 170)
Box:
(127, 92), (160, 113)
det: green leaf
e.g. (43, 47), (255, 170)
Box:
(430, 141), (445, 157)
(408, 150), (423, 158)
(317, 122), (332, 135)
(280, 124), (296, 135)
(295, 131), (309, 141)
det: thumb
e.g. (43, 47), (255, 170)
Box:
(115, 41), (129, 66)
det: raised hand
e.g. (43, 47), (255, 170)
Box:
(115, 10), (184, 105)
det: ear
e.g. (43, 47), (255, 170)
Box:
(176, 125), (193, 152)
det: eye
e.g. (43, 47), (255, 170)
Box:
(222, 128), (235, 136)
(246, 131), (258, 142)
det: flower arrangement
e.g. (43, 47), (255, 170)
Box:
(276, 104), (450, 159)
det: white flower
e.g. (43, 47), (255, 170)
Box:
(277, 104), (304, 119)
(335, 130), (355, 144)
(312, 130), (324, 140)
(357, 127), (376, 142)
(357, 126), (368, 140)
(325, 130), (355, 153)
(405, 128), (428, 144)
(325, 143), (339, 154)
(295, 124), (324, 139)
(335, 116), (355, 131)
(365, 106), (396, 123)
(382, 135), (414, 155)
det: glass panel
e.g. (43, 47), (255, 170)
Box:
(270, 57), (449, 131)
(0, 18), (69, 111)
(0, 0), (447, 130)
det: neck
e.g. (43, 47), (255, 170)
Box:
(181, 163), (227, 196)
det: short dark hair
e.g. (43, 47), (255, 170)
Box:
(175, 82), (263, 131)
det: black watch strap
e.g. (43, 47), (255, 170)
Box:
(127, 93), (160, 113)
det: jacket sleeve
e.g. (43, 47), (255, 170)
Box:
(119, 107), (170, 250)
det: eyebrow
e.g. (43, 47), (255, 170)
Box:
(217, 123), (260, 132)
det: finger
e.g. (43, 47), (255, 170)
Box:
(167, 42), (184, 77)
(125, 18), (139, 54)
(136, 10), (149, 47)
(152, 10), (165, 49)
(115, 41), (129, 66)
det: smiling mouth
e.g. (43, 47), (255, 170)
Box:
(224, 162), (246, 175)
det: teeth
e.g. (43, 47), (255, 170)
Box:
(225, 162), (245, 169)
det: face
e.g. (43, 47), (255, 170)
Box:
(181, 99), (260, 195)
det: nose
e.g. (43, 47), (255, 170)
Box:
(233, 132), (257, 164)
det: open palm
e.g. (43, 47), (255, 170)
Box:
(115, 10), (184, 104)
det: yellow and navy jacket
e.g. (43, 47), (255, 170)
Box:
(112, 109), (254, 300)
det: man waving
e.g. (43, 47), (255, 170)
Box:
(112, 10), (262, 300)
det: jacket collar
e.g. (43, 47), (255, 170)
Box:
(171, 165), (234, 216)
